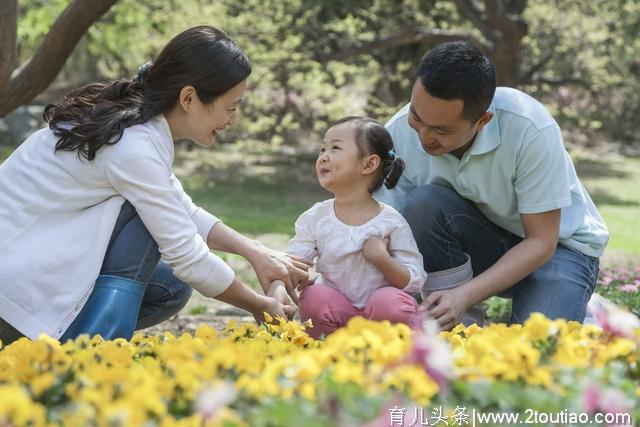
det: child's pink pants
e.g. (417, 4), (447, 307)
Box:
(299, 283), (418, 339)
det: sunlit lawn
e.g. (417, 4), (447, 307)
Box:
(574, 153), (640, 259)
(178, 146), (640, 262)
(1, 144), (638, 263)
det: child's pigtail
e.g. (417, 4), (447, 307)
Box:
(383, 149), (405, 189)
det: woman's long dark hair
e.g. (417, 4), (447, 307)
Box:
(44, 26), (251, 160)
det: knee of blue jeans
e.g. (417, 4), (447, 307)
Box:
(402, 184), (459, 225)
(173, 282), (193, 311)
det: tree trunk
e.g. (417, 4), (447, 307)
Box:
(482, 0), (528, 86)
(453, 0), (528, 86)
(0, 0), (18, 90)
(0, 0), (119, 118)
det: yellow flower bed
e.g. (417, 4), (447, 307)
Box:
(0, 313), (638, 426)
(443, 313), (638, 386)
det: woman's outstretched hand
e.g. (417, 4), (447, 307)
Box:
(266, 280), (293, 304)
(252, 294), (297, 324)
(248, 246), (311, 305)
(204, 223), (311, 304)
(215, 277), (295, 324)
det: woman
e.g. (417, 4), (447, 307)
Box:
(0, 26), (307, 345)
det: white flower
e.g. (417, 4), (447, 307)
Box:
(194, 381), (237, 419)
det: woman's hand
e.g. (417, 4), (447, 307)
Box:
(251, 294), (296, 324)
(247, 245), (311, 305)
(266, 280), (297, 319)
(215, 277), (295, 324)
(297, 273), (318, 292)
(205, 223), (311, 303)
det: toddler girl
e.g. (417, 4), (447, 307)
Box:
(271, 116), (427, 338)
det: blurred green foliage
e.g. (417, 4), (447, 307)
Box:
(16, 0), (640, 146)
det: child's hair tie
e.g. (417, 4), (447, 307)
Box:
(388, 149), (396, 159)
(134, 61), (153, 83)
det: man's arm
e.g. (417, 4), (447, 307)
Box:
(425, 209), (560, 330)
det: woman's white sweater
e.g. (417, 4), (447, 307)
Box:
(0, 115), (234, 339)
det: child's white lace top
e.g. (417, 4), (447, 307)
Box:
(287, 199), (427, 308)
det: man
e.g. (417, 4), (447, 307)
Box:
(375, 41), (608, 330)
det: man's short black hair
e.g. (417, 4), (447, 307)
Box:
(416, 41), (496, 121)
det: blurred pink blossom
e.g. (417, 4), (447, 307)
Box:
(583, 382), (632, 427)
(618, 284), (638, 293)
(589, 294), (640, 339)
(407, 309), (453, 391)
(599, 276), (614, 286)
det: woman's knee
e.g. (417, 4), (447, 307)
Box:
(147, 262), (192, 307)
(102, 215), (160, 282)
(172, 281), (193, 311)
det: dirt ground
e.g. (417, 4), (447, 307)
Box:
(139, 303), (255, 336)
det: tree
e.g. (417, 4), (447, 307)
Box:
(0, 0), (118, 118)
(4, 0), (638, 146)
(314, 0), (528, 87)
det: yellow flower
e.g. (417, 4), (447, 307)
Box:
(524, 312), (555, 341)
(0, 385), (47, 426)
(383, 365), (439, 406)
(195, 324), (218, 342)
(525, 366), (553, 387)
(332, 360), (365, 385)
(596, 338), (636, 365)
(263, 312), (273, 323)
(29, 372), (56, 397)
(298, 381), (316, 401)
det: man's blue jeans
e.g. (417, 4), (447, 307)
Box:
(103, 201), (192, 330)
(402, 184), (599, 323)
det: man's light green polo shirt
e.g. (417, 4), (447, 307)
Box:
(375, 87), (609, 257)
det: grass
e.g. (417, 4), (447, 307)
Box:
(0, 146), (13, 161)
(2, 143), (636, 262)
(176, 146), (640, 262)
(175, 146), (327, 236)
(2, 141), (639, 316)
(574, 153), (640, 260)
(173, 146), (640, 309)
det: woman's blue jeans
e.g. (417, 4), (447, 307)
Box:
(0, 201), (192, 345)
(103, 201), (192, 330)
(402, 184), (599, 323)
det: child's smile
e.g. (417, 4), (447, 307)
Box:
(316, 123), (364, 192)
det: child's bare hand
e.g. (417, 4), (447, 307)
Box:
(267, 280), (295, 305)
(362, 236), (390, 262)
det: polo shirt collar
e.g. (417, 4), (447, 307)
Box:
(469, 101), (500, 156)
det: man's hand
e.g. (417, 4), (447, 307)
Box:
(422, 286), (470, 331)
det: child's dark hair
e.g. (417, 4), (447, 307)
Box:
(328, 116), (405, 193)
